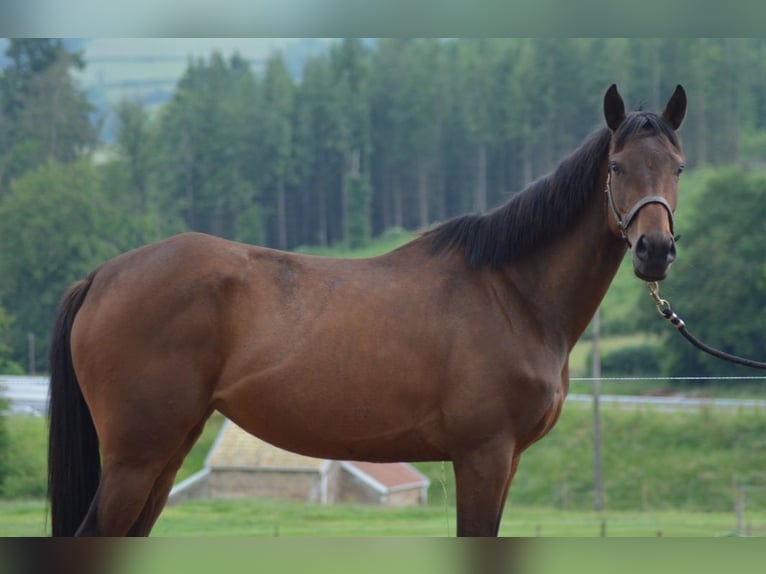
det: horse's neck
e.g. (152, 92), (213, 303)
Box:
(502, 183), (627, 351)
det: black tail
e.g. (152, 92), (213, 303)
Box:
(47, 275), (100, 536)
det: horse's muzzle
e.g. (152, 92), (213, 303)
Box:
(632, 232), (676, 281)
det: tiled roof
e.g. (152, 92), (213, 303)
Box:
(343, 461), (429, 491)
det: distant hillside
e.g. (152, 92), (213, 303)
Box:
(79, 39), (332, 104)
(0, 38), (365, 142)
(68, 38), (333, 142)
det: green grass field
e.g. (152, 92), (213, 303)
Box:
(8, 404), (766, 514)
(2, 497), (763, 537)
(3, 402), (766, 537)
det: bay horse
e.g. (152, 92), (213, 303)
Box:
(48, 84), (686, 536)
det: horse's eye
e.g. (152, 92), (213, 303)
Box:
(610, 162), (622, 175)
(676, 163), (685, 176)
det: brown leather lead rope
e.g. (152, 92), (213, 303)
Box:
(647, 281), (766, 370)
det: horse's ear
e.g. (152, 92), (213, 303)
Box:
(603, 84), (626, 132)
(662, 84), (687, 131)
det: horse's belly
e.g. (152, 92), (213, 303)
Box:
(213, 369), (448, 462)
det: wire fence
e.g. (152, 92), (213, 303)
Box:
(556, 374), (766, 534)
(571, 375), (766, 383)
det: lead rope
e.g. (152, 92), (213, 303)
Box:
(647, 282), (766, 369)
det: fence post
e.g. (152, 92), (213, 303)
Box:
(560, 481), (569, 510)
(641, 479), (648, 512)
(734, 485), (745, 535)
(592, 309), (604, 512)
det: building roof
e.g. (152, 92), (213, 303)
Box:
(341, 461), (430, 494)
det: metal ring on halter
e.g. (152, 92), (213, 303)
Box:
(647, 281), (673, 318)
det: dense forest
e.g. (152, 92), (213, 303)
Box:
(0, 38), (765, 378)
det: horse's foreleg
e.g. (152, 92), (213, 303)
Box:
(453, 443), (516, 537)
(495, 453), (522, 532)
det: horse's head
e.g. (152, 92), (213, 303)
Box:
(603, 84), (687, 281)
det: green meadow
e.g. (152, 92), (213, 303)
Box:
(3, 401), (766, 537)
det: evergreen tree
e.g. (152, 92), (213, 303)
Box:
(0, 160), (142, 369)
(260, 53), (294, 249)
(331, 39), (373, 241)
(114, 98), (153, 215)
(344, 153), (372, 248)
(291, 55), (345, 246)
(456, 39), (496, 213)
(370, 39), (409, 231)
(155, 53), (260, 239)
(0, 306), (22, 374)
(0, 39), (95, 185)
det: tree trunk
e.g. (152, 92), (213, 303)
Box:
(317, 152), (328, 245)
(393, 176), (404, 229)
(696, 85), (707, 166)
(474, 142), (487, 212)
(724, 40), (740, 164)
(184, 166), (194, 230)
(277, 179), (287, 250)
(522, 138), (534, 188)
(418, 159), (429, 229)
(49, 81), (59, 160)
(380, 170), (391, 231)
(435, 156), (446, 222)
(340, 150), (352, 243)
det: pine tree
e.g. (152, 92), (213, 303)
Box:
(0, 39), (95, 185)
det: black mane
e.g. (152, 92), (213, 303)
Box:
(424, 111), (680, 267)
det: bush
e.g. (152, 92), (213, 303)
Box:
(655, 168), (766, 379)
(0, 415), (47, 499)
(585, 342), (662, 378)
(600, 344), (662, 377)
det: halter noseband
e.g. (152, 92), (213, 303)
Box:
(605, 171), (677, 248)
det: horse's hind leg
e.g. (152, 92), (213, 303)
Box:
(127, 417), (210, 536)
(74, 462), (164, 537)
(453, 442), (516, 537)
(77, 398), (212, 536)
(85, 415), (211, 537)
(75, 463), (161, 536)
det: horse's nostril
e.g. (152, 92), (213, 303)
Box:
(668, 239), (677, 263)
(635, 235), (649, 261)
